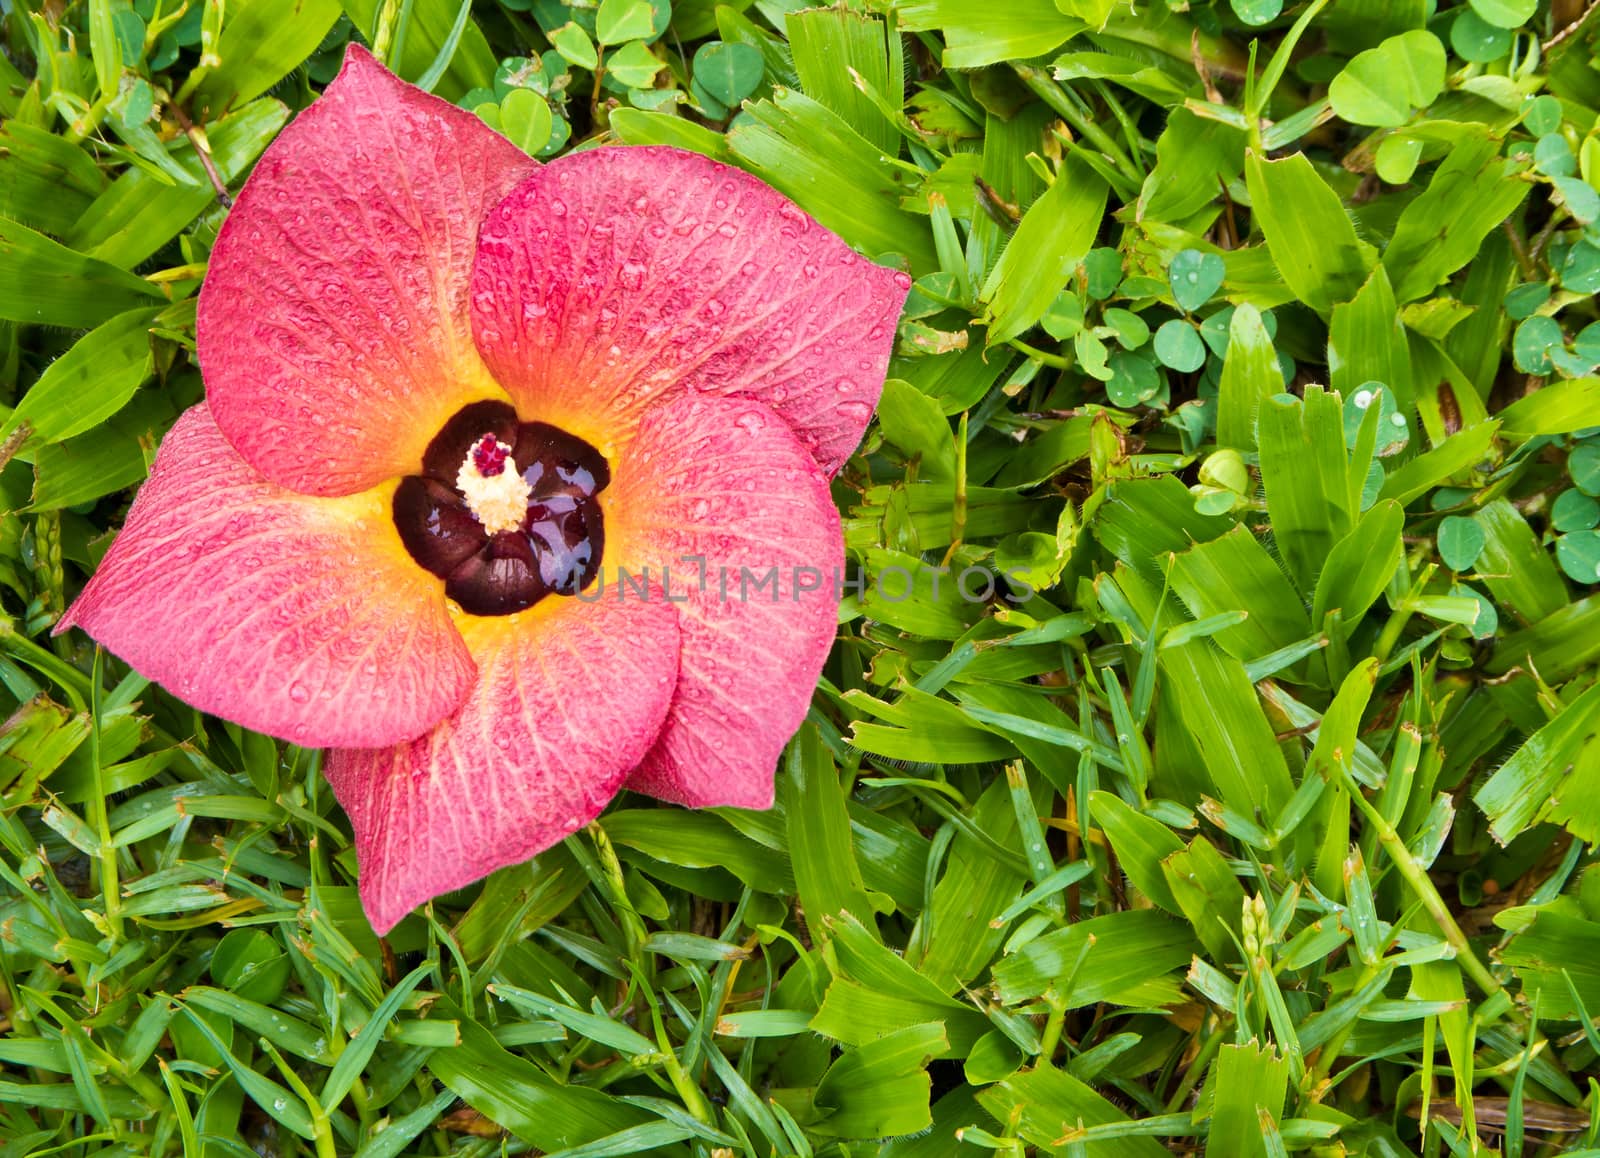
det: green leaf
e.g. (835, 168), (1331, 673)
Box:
(877, 379), (956, 480)
(1557, 530), (1600, 584)
(1437, 515), (1485, 572)
(1328, 30), (1446, 127)
(415, 0), (485, 93)
(181, 988), (329, 1062)
(604, 810), (793, 894)
(718, 1009), (814, 1038)
(1167, 526), (1313, 662)
(1468, 0), (1536, 29)
(1105, 350), (1161, 407)
(1575, 444), (1600, 495)
(549, 22), (599, 69)
(992, 909), (1196, 1005)
(1497, 375), (1600, 435)
(1328, 265), (1411, 408)
(1245, 151), (1375, 313)
(1382, 130), (1530, 303)
(0, 309), (157, 453)
(1161, 641), (1295, 818)
(490, 986), (658, 1057)
(0, 123), (105, 236)
(426, 1004), (666, 1150)
(342, 0), (496, 97)
(611, 107), (732, 157)
(1552, 489), (1600, 533)
(993, 416), (1093, 487)
(898, 0), (1082, 70)
(813, 1024), (943, 1139)
(487, 88), (554, 154)
(729, 88), (937, 271)
(1154, 318), (1207, 370)
(1375, 133), (1424, 183)
(1206, 1043), (1290, 1158)
(692, 41), (762, 106)
(321, 963), (431, 1112)
(604, 39), (664, 88)
(29, 390), (175, 512)
(1138, 107), (1247, 222)
(596, 0), (655, 44)
(1534, 133), (1577, 177)
(1563, 241), (1600, 292)
(786, 6), (903, 156)
(192, 0), (343, 114)
(1166, 834), (1252, 962)
(1088, 791), (1184, 913)
(1476, 499), (1569, 622)
(0, 218), (164, 327)
(784, 726), (880, 938)
(1169, 248), (1226, 312)
(1476, 681), (1600, 843)
(1451, 8), (1512, 62)
(1554, 175), (1600, 224)
(1095, 475), (1235, 577)
(981, 155), (1108, 344)
(72, 98), (290, 269)
(1258, 386), (1357, 590)
(1524, 93), (1562, 134)
(813, 912), (991, 1054)
(1377, 421), (1500, 507)
(1500, 910), (1600, 1020)
(1103, 307), (1149, 349)
(906, 776), (1030, 992)
(978, 1065), (1170, 1158)
(1052, 51), (1193, 105)
(1231, 0), (1283, 27)
(173, 1007), (315, 1140)
(1215, 303), (1284, 450)
(1504, 281), (1552, 320)
(208, 930), (290, 1005)
(88, 0), (121, 99)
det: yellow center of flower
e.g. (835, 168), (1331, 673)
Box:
(457, 436), (532, 535)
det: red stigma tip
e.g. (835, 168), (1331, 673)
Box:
(473, 436), (510, 477)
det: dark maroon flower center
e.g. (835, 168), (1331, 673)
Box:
(394, 400), (609, 616)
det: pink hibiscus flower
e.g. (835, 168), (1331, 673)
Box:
(57, 46), (909, 934)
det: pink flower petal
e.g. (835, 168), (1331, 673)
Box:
(324, 595), (680, 934)
(199, 45), (536, 497)
(606, 394), (843, 809)
(470, 146), (910, 477)
(56, 404), (475, 748)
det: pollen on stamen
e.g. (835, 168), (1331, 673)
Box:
(458, 436), (531, 535)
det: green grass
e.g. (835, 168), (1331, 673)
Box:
(5, 0), (1600, 1154)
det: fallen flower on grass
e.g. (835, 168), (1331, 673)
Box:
(58, 45), (909, 933)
